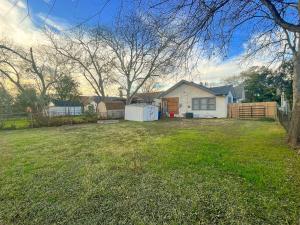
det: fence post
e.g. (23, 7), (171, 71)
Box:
(30, 113), (33, 128)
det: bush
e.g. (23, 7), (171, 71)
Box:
(0, 121), (4, 129)
(32, 115), (98, 127)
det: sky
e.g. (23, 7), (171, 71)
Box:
(0, 0), (271, 95)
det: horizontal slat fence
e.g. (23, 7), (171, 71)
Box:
(228, 102), (277, 119)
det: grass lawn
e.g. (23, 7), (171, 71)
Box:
(0, 119), (299, 224)
(1, 118), (31, 129)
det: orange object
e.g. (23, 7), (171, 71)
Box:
(169, 111), (175, 118)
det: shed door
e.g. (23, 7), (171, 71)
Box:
(162, 97), (179, 114)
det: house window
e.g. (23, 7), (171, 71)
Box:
(192, 97), (216, 110)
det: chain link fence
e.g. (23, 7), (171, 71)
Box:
(0, 112), (98, 130)
(277, 108), (291, 132)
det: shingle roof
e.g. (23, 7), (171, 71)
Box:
(159, 80), (216, 98)
(209, 85), (234, 96)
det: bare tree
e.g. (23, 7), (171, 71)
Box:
(96, 13), (185, 104)
(139, 77), (161, 93)
(0, 40), (71, 111)
(149, 0), (300, 148)
(48, 28), (115, 100)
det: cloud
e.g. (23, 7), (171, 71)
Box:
(0, 0), (45, 46)
(0, 0), (70, 46)
(37, 13), (70, 31)
(43, 0), (52, 4)
(16, 0), (26, 9)
(157, 54), (268, 90)
(0, 0), (279, 95)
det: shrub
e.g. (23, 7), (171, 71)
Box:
(32, 115), (98, 128)
(0, 121), (4, 129)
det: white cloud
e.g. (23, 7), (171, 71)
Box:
(37, 13), (70, 31)
(0, 0), (70, 46)
(16, 0), (26, 9)
(0, 0), (278, 95)
(43, 0), (51, 4)
(0, 0), (45, 46)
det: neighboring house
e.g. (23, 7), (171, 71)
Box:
(80, 96), (97, 112)
(98, 101), (125, 119)
(158, 80), (235, 118)
(132, 92), (163, 104)
(279, 91), (290, 113)
(80, 96), (125, 112)
(48, 100), (82, 116)
(233, 85), (245, 103)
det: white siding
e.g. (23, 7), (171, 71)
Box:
(163, 83), (228, 118)
(125, 104), (158, 121)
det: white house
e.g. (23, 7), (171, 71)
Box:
(158, 80), (235, 118)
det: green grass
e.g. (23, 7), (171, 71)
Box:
(0, 115), (97, 130)
(0, 119), (299, 224)
(1, 118), (30, 129)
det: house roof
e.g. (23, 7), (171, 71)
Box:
(102, 101), (125, 110)
(132, 92), (163, 103)
(159, 80), (231, 98)
(80, 96), (125, 105)
(51, 99), (82, 107)
(209, 85), (234, 96)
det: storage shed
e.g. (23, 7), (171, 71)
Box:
(48, 100), (82, 116)
(125, 104), (159, 122)
(97, 101), (125, 119)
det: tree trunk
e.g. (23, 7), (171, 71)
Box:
(126, 95), (132, 105)
(288, 42), (300, 148)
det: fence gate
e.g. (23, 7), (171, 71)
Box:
(238, 105), (266, 119)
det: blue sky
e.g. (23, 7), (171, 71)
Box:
(27, 0), (249, 58)
(30, 0), (123, 29)
(1, 0), (270, 93)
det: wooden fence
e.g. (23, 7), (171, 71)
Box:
(228, 102), (277, 119)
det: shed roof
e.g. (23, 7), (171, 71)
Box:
(102, 101), (125, 110)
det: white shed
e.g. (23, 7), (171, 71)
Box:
(125, 104), (159, 122)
